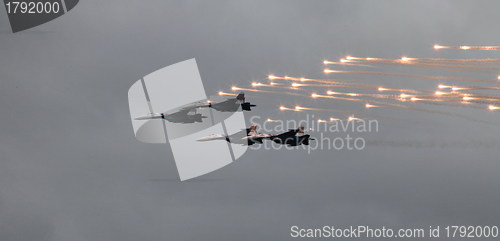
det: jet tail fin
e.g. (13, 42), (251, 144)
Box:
(247, 124), (258, 136)
(296, 125), (305, 136)
(236, 92), (245, 101)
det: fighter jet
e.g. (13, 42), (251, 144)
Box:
(135, 106), (207, 124)
(269, 126), (314, 146)
(197, 124), (269, 145)
(199, 92), (256, 112)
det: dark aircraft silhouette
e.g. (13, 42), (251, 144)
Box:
(135, 106), (207, 124)
(197, 124), (269, 145)
(200, 92), (256, 112)
(269, 126), (314, 146)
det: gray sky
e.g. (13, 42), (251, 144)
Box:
(1, 1), (499, 240)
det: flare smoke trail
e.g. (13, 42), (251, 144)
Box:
(324, 69), (499, 83)
(434, 44), (500, 50)
(343, 58), (500, 73)
(345, 56), (500, 66)
(313, 93), (498, 125)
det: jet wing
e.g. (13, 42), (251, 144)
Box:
(274, 129), (298, 139)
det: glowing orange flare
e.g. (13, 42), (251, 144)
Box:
(268, 74), (278, 80)
(401, 56), (411, 62)
(365, 103), (379, 108)
(266, 118), (279, 122)
(218, 91), (233, 96)
(489, 105), (500, 110)
(348, 116), (362, 121)
(435, 91), (449, 95)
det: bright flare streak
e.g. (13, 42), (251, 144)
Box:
(438, 84), (451, 89)
(378, 87), (388, 91)
(230, 87), (264, 92)
(400, 93), (412, 98)
(218, 91), (233, 96)
(323, 69), (337, 73)
(435, 91), (450, 95)
(463, 96), (476, 101)
(345, 56), (354, 60)
(330, 117), (341, 121)
(348, 116), (362, 121)
(311, 93), (319, 98)
(266, 118), (279, 122)
(401, 56), (411, 62)
(497, 75), (500, 80)
(295, 106), (306, 111)
(317, 119), (327, 123)
(488, 105), (500, 110)
(365, 103), (379, 108)
(291, 83), (304, 87)
(340, 58), (349, 63)
(460, 46), (471, 50)
(434, 44), (443, 49)
(268, 74), (278, 80)
(411, 97), (423, 101)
